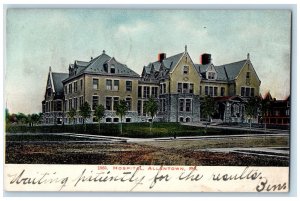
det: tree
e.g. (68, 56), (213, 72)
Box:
(26, 114), (33, 127)
(31, 113), (40, 126)
(144, 97), (158, 132)
(68, 108), (77, 130)
(16, 113), (27, 125)
(79, 102), (92, 132)
(94, 104), (105, 134)
(260, 97), (271, 132)
(115, 99), (128, 135)
(200, 96), (216, 131)
(245, 96), (260, 132)
(38, 113), (43, 124)
(5, 108), (9, 124)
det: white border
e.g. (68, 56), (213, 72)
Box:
(1, 1), (298, 200)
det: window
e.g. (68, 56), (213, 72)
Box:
(221, 87), (225, 96)
(241, 87), (245, 96)
(163, 83), (166, 94)
(205, 86), (209, 95)
(79, 96), (83, 107)
(93, 79), (99, 90)
(69, 99), (73, 110)
(113, 80), (119, 91)
(186, 99), (192, 112)
(106, 79), (112, 90)
(64, 86), (68, 94)
(113, 118), (119, 123)
(138, 100), (142, 115)
(57, 101), (62, 111)
(74, 81), (78, 92)
(160, 83), (166, 94)
(143, 86), (150, 98)
(241, 87), (254, 97)
(160, 99), (166, 112)
(125, 97), (132, 111)
(214, 87), (218, 96)
(183, 83), (188, 93)
(111, 65), (115, 74)
(251, 88), (255, 97)
(138, 86), (142, 98)
(209, 86), (213, 96)
(73, 98), (77, 110)
(208, 72), (216, 79)
(69, 83), (72, 93)
(126, 81), (132, 92)
(92, 96), (99, 110)
(126, 118), (131, 123)
(151, 87), (158, 98)
(106, 118), (112, 123)
(80, 79), (83, 91)
(190, 84), (194, 94)
(106, 97), (112, 110)
(92, 117), (97, 123)
(183, 66), (189, 74)
(178, 83), (182, 93)
(179, 99), (184, 112)
(64, 100), (68, 111)
(104, 64), (108, 72)
(246, 72), (250, 79)
(179, 117), (184, 122)
(113, 97), (119, 110)
(186, 117), (191, 122)
(246, 88), (250, 97)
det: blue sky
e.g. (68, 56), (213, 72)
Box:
(5, 9), (291, 114)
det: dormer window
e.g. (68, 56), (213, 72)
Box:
(103, 63), (108, 72)
(111, 65), (115, 74)
(208, 72), (216, 80)
(183, 66), (189, 74)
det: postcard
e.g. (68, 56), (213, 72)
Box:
(4, 8), (291, 192)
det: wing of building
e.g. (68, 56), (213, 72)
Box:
(42, 67), (69, 124)
(42, 47), (264, 125)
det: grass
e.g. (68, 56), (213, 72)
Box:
(5, 134), (92, 142)
(6, 122), (266, 138)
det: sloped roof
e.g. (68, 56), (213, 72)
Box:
(84, 54), (139, 77)
(214, 66), (228, 81)
(163, 52), (184, 71)
(51, 72), (68, 95)
(217, 60), (247, 81)
(196, 59), (247, 81)
(195, 64), (210, 74)
(64, 52), (140, 82)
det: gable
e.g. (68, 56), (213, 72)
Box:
(236, 61), (261, 84)
(46, 74), (52, 89)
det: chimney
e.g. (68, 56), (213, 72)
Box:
(247, 53), (250, 60)
(201, 53), (211, 65)
(91, 57), (93, 60)
(158, 53), (166, 62)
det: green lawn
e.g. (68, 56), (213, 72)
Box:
(6, 122), (265, 138)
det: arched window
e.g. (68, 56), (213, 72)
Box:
(186, 117), (191, 122)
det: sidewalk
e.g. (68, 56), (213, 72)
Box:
(182, 122), (290, 134)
